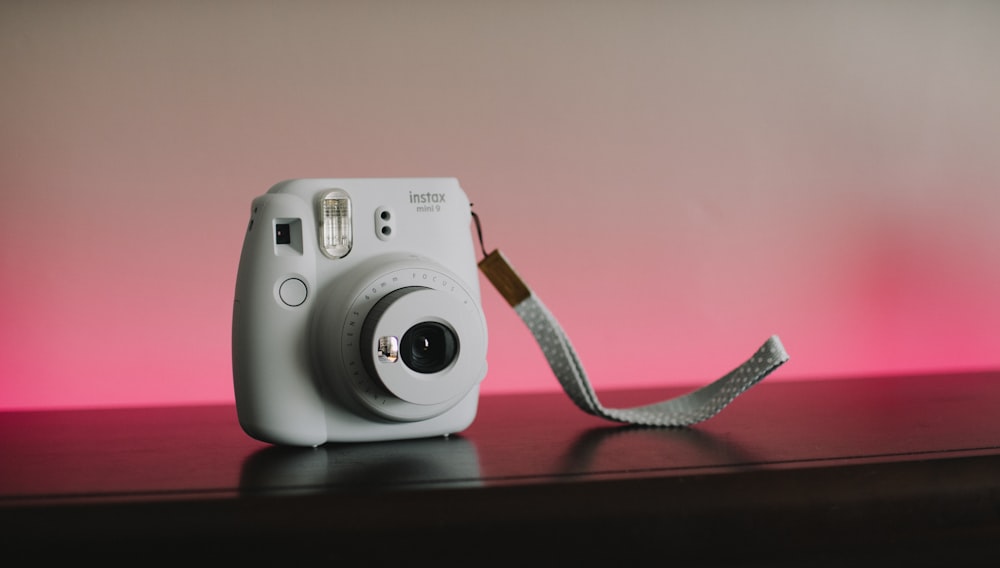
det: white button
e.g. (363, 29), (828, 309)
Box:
(279, 278), (308, 307)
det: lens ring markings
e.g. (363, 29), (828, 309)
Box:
(340, 266), (486, 421)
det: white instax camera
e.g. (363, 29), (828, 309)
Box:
(233, 178), (488, 446)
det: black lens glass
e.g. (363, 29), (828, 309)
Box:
(400, 322), (458, 374)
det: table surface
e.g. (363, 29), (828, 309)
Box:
(3, 371), (1000, 565)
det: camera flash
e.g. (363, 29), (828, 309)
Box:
(320, 190), (352, 259)
(377, 335), (400, 364)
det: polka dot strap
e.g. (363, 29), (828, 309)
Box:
(480, 250), (789, 426)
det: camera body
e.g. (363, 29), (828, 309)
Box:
(233, 178), (488, 446)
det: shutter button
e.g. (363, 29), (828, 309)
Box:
(279, 278), (308, 307)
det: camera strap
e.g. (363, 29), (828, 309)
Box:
(476, 244), (788, 427)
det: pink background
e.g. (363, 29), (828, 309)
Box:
(2, 1), (998, 410)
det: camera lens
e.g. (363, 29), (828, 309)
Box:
(400, 322), (458, 374)
(337, 274), (488, 418)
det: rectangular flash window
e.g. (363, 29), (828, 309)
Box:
(320, 189), (352, 259)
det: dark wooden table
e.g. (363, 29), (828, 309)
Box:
(3, 371), (1000, 565)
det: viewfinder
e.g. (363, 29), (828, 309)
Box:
(275, 223), (292, 245)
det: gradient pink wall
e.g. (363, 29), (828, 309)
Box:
(2, 1), (998, 410)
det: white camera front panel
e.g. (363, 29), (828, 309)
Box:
(235, 178), (487, 444)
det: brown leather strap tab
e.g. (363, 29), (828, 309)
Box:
(478, 250), (531, 307)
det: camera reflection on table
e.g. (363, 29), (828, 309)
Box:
(239, 435), (482, 494)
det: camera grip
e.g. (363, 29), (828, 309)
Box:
(233, 194), (327, 446)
